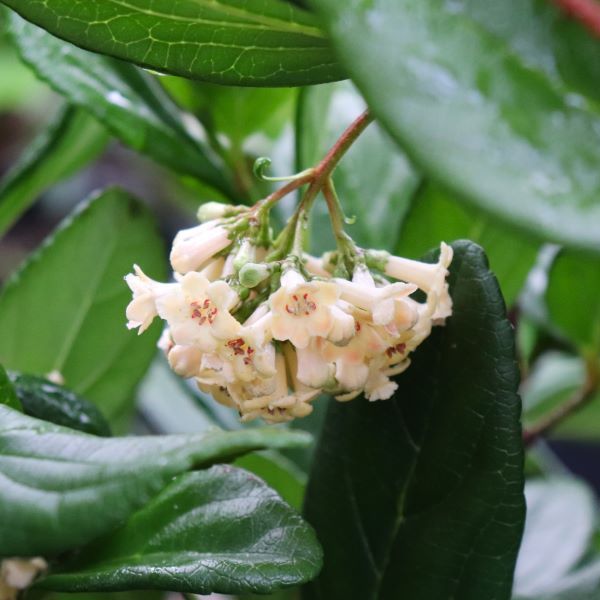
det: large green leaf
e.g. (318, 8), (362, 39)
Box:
(39, 466), (321, 594)
(397, 183), (539, 306)
(9, 372), (111, 437)
(6, 12), (232, 196)
(546, 250), (600, 352)
(0, 188), (166, 426)
(313, 0), (600, 253)
(0, 405), (310, 556)
(0, 105), (108, 237)
(138, 357), (306, 510)
(303, 241), (525, 599)
(1, 0), (344, 87)
(514, 477), (597, 599)
(296, 81), (418, 254)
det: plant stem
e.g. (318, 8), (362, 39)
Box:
(257, 109), (373, 212)
(551, 0), (600, 37)
(523, 361), (600, 447)
(262, 109), (374, 258)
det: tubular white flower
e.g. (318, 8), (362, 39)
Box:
(125, 265), (178, 334)
(167, 344), (204, 378)
(334, 267), (416, 326)
(170, 221), (232, 274)
(197, 201), (230, 223)
(296, 339), (335, 388)
(322, 318), (388, 392)
(270, 269), (354, 349)
(219, 334), (277, 383)
(1, 558), (47, 599)
(364, 366), (398, 401)
(155, 272), (241, 352)
(200, 256), (225, 281)
(384, 242), (453, 321)
(303, 253), (331, 278)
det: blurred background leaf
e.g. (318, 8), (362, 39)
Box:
(0, 188), (167, 429)
(0, 105), (108, 236)
(5, 11), (233, 197)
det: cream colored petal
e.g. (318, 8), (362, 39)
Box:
(207, 279), (239, 311)
(168, 345), (203, 378)
(280, 268), (306, 291)
(328, 305), (356, 344)
(296, 342), (333, 388)
(335, 359), (369, 391)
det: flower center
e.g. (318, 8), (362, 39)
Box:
(385, 342), (406, 358)
(190, 298), (218, 325)
(285, 293), (317, 317)
(226, 337), (256, 365)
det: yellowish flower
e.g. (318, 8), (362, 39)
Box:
(270, 269), (354, 348)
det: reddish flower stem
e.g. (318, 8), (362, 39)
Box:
(523, 361), (599, 447)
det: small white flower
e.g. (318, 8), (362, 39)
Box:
(167, 344), (204, 378)
(296, 338), (335, 388)
(322, 317), (388, 392)
(200, 256), (225, 281)
(303, 253), (331, 277)
(1, 557), (47, 599)
(170, 221), (232, 274)
(125, 265), (177, 334)
(156, 272), (240, 352)
(270, 269), (354, 349)
(334, 267), (416, 326)
(384, 242), (453, 321)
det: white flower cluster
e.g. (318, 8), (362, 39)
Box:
(126, 203), (453, 423)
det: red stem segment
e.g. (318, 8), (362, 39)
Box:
(552, 0), (600, 37)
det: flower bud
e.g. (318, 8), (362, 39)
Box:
(239, 262), (270, 288)
(197, 201), (230, 223)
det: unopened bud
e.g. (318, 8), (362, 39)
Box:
(239, 262), (270, 288)
(365, 249), (390, 271)
(233, 239), (255, 272)
(197, 202), (229, 223)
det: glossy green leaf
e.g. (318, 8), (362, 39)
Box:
(304, 241), (525, 600)
(0, 365), (21, 411)
(6, 12), (232, 196)
(9, 372), (111, 437)
(522, 351), (600, 441)
(0, 405), (310, 556)
(234, 451), (306, 510)
(138, 358), (306, 509)
(0, 188), (166, 426)
(0, 105), (108, 237)
(0, 33), (47, 111)
(514, 478), (597, 599)
(296, 81), (418, 255)
(313, 0), (600, 253)
(40, 466), (321, 594)
(546, 250), (600, 352)
(1, 0), (344, 87)
(397, 183), (539, 306)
